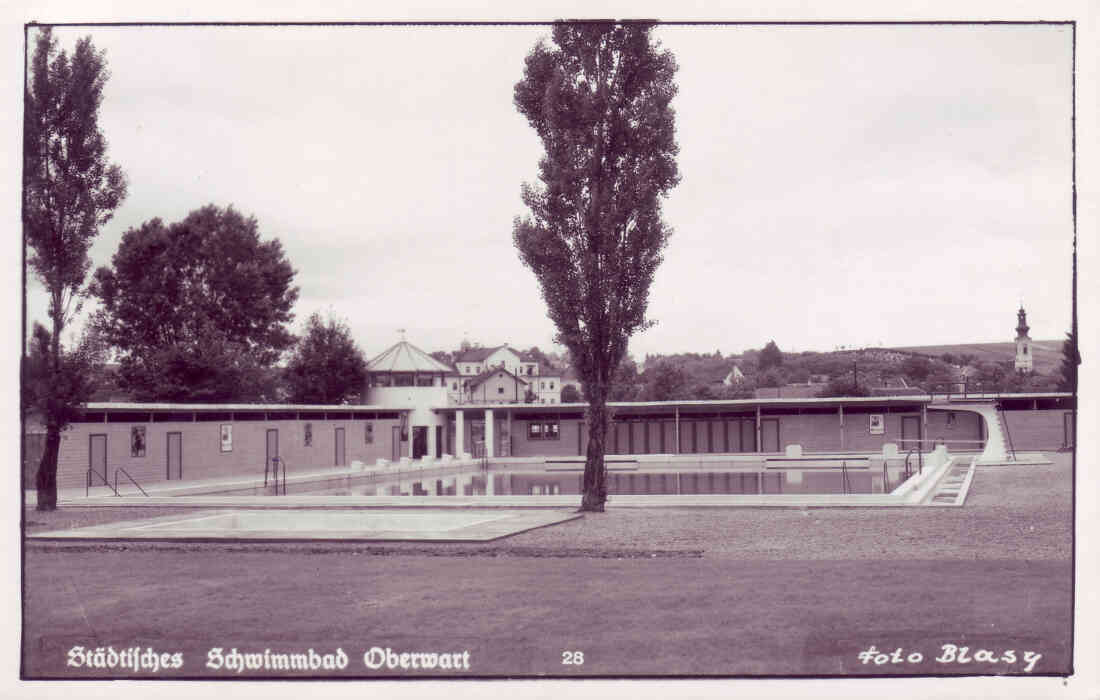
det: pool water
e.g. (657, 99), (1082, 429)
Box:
(296, 467), (912, 497)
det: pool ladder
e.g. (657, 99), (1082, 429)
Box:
(265, 456), (287, 495)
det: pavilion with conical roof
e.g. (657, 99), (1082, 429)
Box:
(366, 340), (456, 387)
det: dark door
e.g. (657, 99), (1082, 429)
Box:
(334, 427), (346, 466)
(167, 432), (182, 480)
(761, 418), (780, 452)
(412, 426), (428, 459)
(266, 429), (279, 473)
(741, 419), (756, 453)
(900, 416), (921, 452)
(435, 426), (443, 458)
(392, 426), (402, 460)
(89, 434), (107, 486)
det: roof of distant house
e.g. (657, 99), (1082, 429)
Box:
(367, 340), (455, 374)
(465, 366), (530, 390)
(453, 345), (507, 363)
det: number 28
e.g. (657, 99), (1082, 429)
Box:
(562, 651), (585, 665)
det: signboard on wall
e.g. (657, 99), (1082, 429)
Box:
(869, 414), (885, 435)
(220, 424), (233, 452)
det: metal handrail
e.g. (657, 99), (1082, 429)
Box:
(997, 404), (1018, 461)
(86, 467), (120, 497)
(903, 447), (923, 479)
(264, 456), (287, 495)
(113, 468), (149, 497)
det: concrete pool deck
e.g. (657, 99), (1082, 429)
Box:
(28, 508), (584, 542)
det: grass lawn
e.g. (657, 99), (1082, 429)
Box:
(21, 453), (1074, 679)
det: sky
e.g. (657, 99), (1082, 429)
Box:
(21, 22), (1075, 362)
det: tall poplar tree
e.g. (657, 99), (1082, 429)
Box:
(513, 21), (680, 511)
(24, 27), (128, 510)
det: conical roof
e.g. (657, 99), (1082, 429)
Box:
(367, 340), (454, 374)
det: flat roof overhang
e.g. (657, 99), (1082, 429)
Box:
(432, 391), (1075, 415)
(81, 402), (404, 413)
(433, 396), (932, 414)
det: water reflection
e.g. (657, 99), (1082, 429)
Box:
(303, 467), (911, 497)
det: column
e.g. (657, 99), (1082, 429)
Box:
(839, 405), (845, 451)
(755, 406), (762, 453)
(674, 406), (680, 454)
(427, 416), (436, 459)
(920, 404), (927, 452)
(456, 410), (465, 456)
(506, 410), (513, 458)
(484, 408), (495, 458)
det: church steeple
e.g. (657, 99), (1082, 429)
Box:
(1014, 305), (1032, 372)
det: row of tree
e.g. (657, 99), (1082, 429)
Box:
(22, 29), (370, 509)
(595, 337), (1078, 402)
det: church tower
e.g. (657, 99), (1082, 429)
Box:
(1014, 305), (1033, 373)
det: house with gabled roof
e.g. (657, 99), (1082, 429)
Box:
(453, 343), (562, 403)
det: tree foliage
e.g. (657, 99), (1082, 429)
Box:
(1058, 329), (1080, 392)
(24, 28), (128, 510)
(514, 23), (677, 508)
(284, 312), (367, 404)
(513, 21), (679, 510)
(758, 340), (783, 371)
(22, 324), (106, 436)
(91, 205), (298, 402)
(644, 361), (691, 401)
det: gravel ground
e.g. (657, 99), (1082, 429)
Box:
(23, 452), (1073, 561)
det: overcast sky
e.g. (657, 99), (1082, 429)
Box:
(23, 22), (1074, 362)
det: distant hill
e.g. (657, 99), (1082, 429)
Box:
(887, 341), (1064, 374)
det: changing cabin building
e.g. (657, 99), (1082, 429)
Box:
(38, 337), (1076, 496)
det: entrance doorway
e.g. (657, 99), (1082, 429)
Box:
(412, 426), (428, 459)
(89, 434), (107, 486)
(334, 427), (346, 466)
(900, 416), (922, 452)
(760, 418), (780, 452)
(266, 429), (279, 474)
(435, 426), (443, 458)
(166, 432), (182, 480)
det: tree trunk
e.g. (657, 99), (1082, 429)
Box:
(580, 397), (610, 512)
(35, 424), (60, 511)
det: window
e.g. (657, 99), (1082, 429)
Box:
(365, 422), (374, 444)
(304, 422), (313, 447)
(452, 382), (458, 390)
(540, 381), (545, 389)
(416, 375), (434, 387)
(130, 426), (146, 457)
(498, 386), (504, 394)
(528, 420), (560, 439)
(550, 382), (555, 389)
(220, 424), (233, 452)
